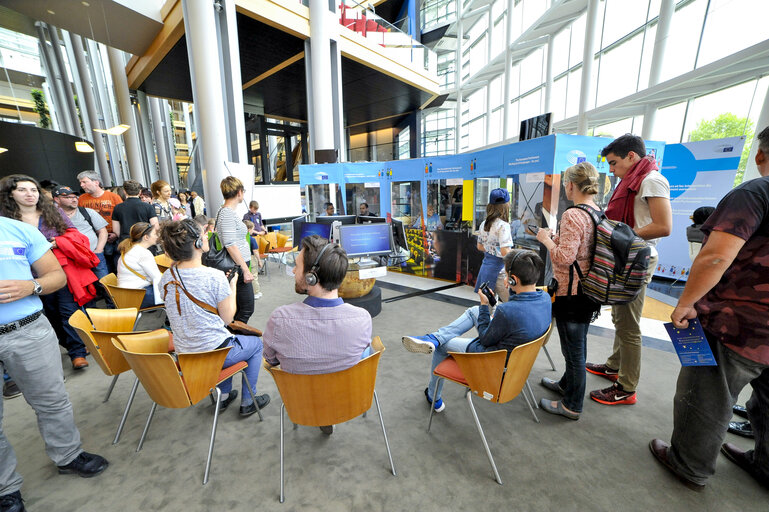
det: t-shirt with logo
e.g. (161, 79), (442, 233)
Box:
(0, 217), (51, 323)
(78, 190), (123, 232)
(695, 176), (769, 365)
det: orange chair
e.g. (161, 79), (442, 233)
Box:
(113, 330), (263, 485)
(100, 273), (164, 322)
(255, 235), (271, 277)
(265, 336), (394, 502)
(427, 326), (551, 484)
(154, 253), (173, 274)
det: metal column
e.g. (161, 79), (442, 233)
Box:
(107, 47), (144, 183)
(502, 0), (513, 140)
(47, 24), (82, 137)
(577, 0), (600, 135)
(86, 39), (121, 185)
(641, 0), (676, 139)
(455, 0), (463, 152)
(35, 22), (73, 135)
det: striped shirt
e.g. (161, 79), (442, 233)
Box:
(263, 296), (372, 374)
(216, 206), (250, 263)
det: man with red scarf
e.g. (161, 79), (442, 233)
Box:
(586, 134), (672, 405)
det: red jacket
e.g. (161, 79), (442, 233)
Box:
(53, 228), (100, 306)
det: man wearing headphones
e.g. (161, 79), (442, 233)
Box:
(402, 249), (552, 412)
(262, 235), (372, 432)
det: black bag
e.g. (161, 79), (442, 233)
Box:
(202, 208), (236, 272)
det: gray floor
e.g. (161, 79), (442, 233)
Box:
(4, 265), (766, 511)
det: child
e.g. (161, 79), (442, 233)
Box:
(244, 220), (263, 300)
(169, 197), (187, 221)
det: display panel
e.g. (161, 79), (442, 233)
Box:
(338, 224), (392, 258)
(296, 222), (332, 247)
(357, 215), (387, 224)
(316, 215), (357, 226)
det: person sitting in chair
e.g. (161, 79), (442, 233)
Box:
(262, 235), (372, 434)
(159, 219), (270, 417)
(402, 249), (552, 413)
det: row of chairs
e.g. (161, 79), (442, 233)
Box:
(68, 305), (551, 498)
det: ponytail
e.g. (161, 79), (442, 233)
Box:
(119, 222), (152, 254)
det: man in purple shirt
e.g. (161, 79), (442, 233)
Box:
(263, 235), (372, 434)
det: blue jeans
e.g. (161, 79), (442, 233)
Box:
(427, 306), (486, 401)
(554, 315), (590, 413)
(220, 335), (263, 406)
(474, 253), (504, 292)
(92, 253), (109, 279)
(667, 332), (769, 485)
(40, 286), (87, 360)
(140, 285), (155, 309)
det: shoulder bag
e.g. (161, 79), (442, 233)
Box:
(202, 208), (237, 272)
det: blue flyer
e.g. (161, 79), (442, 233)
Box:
(664, 319), (717, 366)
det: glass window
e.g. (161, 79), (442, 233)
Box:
(468, 117), (486, 149)
(601, 0), (649, 48)
(650, 101), (687, 143)
(518, 88), (543, 123)
(519, 47), (544, 94)
(522, 0), (547, 29)
(391, 181), (422, 227)
(550, 75), (567, 122)
(659, 0), (707, 82)
(595, 32), (644, 106)
(397, 126), (410, 159)
(346, 183), (381, 217)
(592, 117), (634, 139)
(551, 27), (571, 76)
(637, 23), (657, 89)
(489, 75), (503, 110)
(698, 0), (767, 68)
(682, 81), (758, 142)
(489, 108), (503, 144)
(307, 184), (332, 219)
(568, 14), (586, 67)
(508, 99), (520, 137)
(564, 68), (581, 118)
(467, 88), (487, 119)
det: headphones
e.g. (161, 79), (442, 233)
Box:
(507, 250), (531, 287)
(305, 243), (334, 287)
(181, 219), (203, 249)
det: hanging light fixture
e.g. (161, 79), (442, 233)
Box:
(93, 123), (130, 135)
(0, 147), (8, 154)
(75, 140), (94, 152)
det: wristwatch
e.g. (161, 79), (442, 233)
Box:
(31, 280), (43, 296)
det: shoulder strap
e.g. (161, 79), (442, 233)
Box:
(164, 265), (220, 317)
(121, 253), (149, 281)
(78, 206), (95, 231)
(565, 204), (601, 295)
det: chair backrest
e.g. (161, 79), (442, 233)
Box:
(268, 351), (382, 427)
(371, 336), (384, 354)
(114, 331), (191, 408)
(69, 309), (116, 376)
(177, 348), (231, 404)
(100, 273), (146, 310)
(275, 232), (289, 248)
(155, 253), (173, 274)
(449, 350), (508, 403)
(256, 235), (270, 256)
(86, 307), (138, 332)
(265, 232), (278, 250)
(497, 326), (552, 403)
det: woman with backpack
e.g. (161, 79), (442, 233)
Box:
(535, 162), (602, 420)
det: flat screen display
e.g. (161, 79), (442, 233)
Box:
(316, 214), (357, 226)
(296, 222), (332, 247)
(338, 223), (392, 257)
(357, 215), (387, 224)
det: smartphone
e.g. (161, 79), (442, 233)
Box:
(527, 224), (540, 234)
(479, 281), (497, 307)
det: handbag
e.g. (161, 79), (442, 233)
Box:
(164, 266), (263, 337)
(202, 208), (236, 272)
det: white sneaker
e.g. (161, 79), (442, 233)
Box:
(254, 293), (263, 300)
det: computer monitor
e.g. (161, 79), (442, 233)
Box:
(295, 222), (332, 247)
(291, 215), (307, 248)
(316, 214), (357, 226)
(338, 224), (392, 258)
(391, 219), (408, 252)
(357, 215), (387, 224)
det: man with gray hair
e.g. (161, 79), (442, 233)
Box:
(650, 126), (769, 491)
(77, 171), (122, 273)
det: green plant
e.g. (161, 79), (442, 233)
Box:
(689, 113), (754, 186)
(30, 89), (51, 129)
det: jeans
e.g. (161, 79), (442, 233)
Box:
(606, 254), (657, 392)
(475, 254), (504, 293)
(220, 335), (263, 406)
(92, 253), (109, 279)
(554, 314), (590, 413)
(427, 306), (486, 401)
(234, 262), (255, 323)
(103, 239), (118, 275)
(667, 333), (769, 485)
(40, 286), (87, 360)
(140, 285), (155, 309)
(0, 315), (83, 495)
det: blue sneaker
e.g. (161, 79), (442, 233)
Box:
(402, 334), (439, 354)
(424, 388), (445, 413)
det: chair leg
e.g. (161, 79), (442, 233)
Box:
(465, 389), (502, 485)
(113, 377), (140, 445)
(523, 388), (540, 424)
(137, 402), (158, 452)
(373, 390), (396, 476)
(241, 371), (263, 421)
(203, 387), (222, 485)
(426, 378), (442, 433)
(103, 374), (119, 403)
(525, 380), (539, 409)
(543, 345), (556, 371)
(280, 402), (285, 503)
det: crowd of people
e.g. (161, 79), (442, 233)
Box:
(1, 130), (768, 509)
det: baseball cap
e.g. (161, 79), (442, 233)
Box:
(52, 186), (79, 197)
(489, 188), (509, 204)
(169, 197), (181, 209)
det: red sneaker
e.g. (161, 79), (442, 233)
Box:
(585, 362), (619, 382)
(590, 383), (636, 405)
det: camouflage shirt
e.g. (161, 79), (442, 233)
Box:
(696, 176), (769, 365)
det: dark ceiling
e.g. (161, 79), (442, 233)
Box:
(138, 12), (432, 134)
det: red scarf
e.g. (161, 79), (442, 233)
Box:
(604, 156), (658, 228)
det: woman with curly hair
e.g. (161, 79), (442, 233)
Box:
(0, 175), (91, 369)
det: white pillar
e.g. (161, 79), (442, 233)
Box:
(502, 0), (513, 140)
(150, 97), (171, 184)
(577, 0), (600, 135)
(182, 0), (231, 208)
(86, 39), (120, 184)
(308, 0), (339, 159)
(136, 91), (158, 183)
(455, 0), (464, 152)
(67, 32), (111, 185)
(485, 9), (493, 145)
(641, 0), (675, 139)
(544, 35), (554, 114)
(744, 85), (769, 182)
(35, 22), (73, 135)
(107, 47), (144, 182)
(222, 0), (248, 164)
(47, 25), (82, 137)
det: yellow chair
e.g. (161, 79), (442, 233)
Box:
(113, 330), (263, 485)
(100, 273), (164, 327)
(69, 308), (151, 445)
(154, 253), (173, 274)
(265, 336), (395, 503)
(255, 235), (271, 277)
(427, 326), (552, 485)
